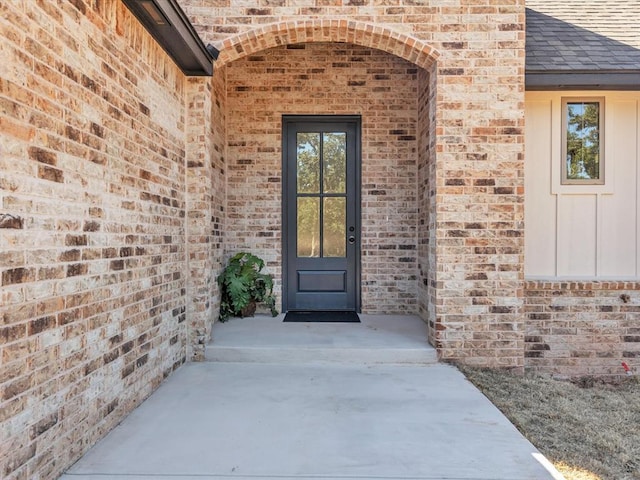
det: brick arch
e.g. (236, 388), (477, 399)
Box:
(215, 19), (439, 69)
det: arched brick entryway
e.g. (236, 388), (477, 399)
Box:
(220, 41), (434, 313)
(187, 15), (526, 369)
(197, 21), (439, 333)
(195, 19), (439, 316)
(213, 20), (439, 69)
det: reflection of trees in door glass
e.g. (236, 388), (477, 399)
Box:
(296, 131), (347, 258)
(566, 102), (600, 181)
(323, 133), (346, 193)
(297, 133), (320, 193)
(297, 197), (319, 257)
(323, 198), (345, 257)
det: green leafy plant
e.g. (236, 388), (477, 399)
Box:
(217, 252), (278, 322)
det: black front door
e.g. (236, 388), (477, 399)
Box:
(283, 116), (360, 312)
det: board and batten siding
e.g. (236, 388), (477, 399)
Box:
(525, 91), (640, 279)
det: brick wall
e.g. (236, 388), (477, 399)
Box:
(525, 281), (640, 377)
(1, 1), (189, 478)
(224, 42), (420, 313)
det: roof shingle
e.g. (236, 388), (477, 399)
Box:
(526, 0), (640, 87)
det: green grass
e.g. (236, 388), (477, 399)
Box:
(460, 367), (640, 480)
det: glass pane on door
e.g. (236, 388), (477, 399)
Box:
(297, 197), (320, 257)
(323, 132), (346, 193)
(323, 197), (346, 257)
(297, 133), (320, 193)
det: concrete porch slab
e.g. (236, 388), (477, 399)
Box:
(206, 314), (438, 365)
(60, 362), (557, 480)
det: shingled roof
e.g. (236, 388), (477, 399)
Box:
(526, 0), (640, 89)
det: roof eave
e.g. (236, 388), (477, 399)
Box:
(121, 0), (216, 77)
(526, 71), (640, 91)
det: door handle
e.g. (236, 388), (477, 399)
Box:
(348, 235), (356, 244)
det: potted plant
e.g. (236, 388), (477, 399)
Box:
(217, 252), (278, 322)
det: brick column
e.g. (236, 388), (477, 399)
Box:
(185, 77), (214, 361)
(429, 3), (526, 368)
(185, 68), (227, 361)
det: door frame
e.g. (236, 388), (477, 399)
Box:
(281, 114), (362, 313)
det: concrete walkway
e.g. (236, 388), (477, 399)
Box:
(61, 315), (559, 480)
